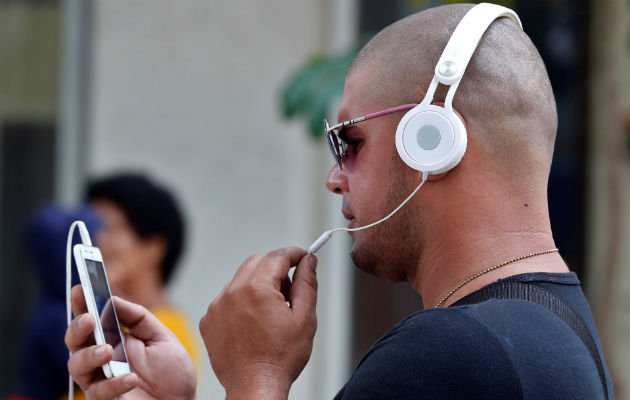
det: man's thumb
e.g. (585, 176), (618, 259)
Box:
(113, 296), (170, 342)
(289, 255), (318, 315)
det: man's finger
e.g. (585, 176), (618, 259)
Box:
(67, 344), (112, 387)
(85, 373), (137, 400)
(111, 296), (171, 342)
(65, 313), (97, 353)
(71, 284), (88, 317)
(252, 247), (308, 286)
(289, 255), (318, 316)
(230, 254), (263, 287)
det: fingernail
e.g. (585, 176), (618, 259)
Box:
(94, 346), (105, 356)
(123, 374), (135, 387)
(308, 255), (317, 271)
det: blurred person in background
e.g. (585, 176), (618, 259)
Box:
(85, 173), (199, 367)
(9, 205), (100, 400)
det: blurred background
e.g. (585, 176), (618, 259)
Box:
(0, 0), (628, 399)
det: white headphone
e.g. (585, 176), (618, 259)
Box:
(395, 3), (522, 175)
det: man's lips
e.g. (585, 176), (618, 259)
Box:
(341, 209), (354, 220)
(342, 209), (357, 231)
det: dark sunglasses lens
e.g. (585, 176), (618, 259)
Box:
(327, 131), (341, 166)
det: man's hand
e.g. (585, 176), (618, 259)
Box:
(65, 285), (196, 399)
(200, 247), (318, 399)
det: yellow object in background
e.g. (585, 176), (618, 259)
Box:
(152, 307), (200, 367)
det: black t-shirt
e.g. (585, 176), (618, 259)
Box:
(334, 272), (614, 399)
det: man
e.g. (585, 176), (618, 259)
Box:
(64, 4), (613, 399)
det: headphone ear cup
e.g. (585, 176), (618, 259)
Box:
(395, 104), (467, 175)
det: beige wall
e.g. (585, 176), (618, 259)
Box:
(86, 0), (354, 398)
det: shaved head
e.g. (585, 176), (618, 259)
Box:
(348, 4), (557, 183)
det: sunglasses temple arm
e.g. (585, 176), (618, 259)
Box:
(363, 104), (418, 121)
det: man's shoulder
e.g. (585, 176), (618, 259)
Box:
(387, 298), (591, 364)
(335, 274), (608, 399)
(390, 272), (590, 352)
(383, 303), (514, 343)
(376, 301), (550, 362)
(337, 298), (604, 400)
(383, 298), (556, 344)
(338, 306), (524, 399)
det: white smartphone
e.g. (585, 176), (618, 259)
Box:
(73, 244), (130, 378)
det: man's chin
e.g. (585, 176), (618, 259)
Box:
(350, 243), (408, 283)
(350, 248), (374, 275)
(350, 233), (380, 274)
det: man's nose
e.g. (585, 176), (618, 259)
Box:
(325, 164), (348, 194)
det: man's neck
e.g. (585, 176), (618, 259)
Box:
(406, 163), (571, 308)
(412, 226), (569, 309)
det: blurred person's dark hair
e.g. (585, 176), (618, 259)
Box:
(86, 173), (185, 284)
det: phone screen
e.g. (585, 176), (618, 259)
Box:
(85, 259), (127, 362)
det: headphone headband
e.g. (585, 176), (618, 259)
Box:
(434, 3), (522, 87)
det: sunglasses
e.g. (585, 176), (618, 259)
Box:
(325, 103), (418, 168)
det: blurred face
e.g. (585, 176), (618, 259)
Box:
(325, 64), (423, 281)
(91, 199), (162, 298)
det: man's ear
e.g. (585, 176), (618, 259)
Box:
(451, 106), (467, 126)
(426, 171), (448, 181)
(431, 100), (467, 125)
(404, 166), (449, 182)
(403, 102), (466, 183)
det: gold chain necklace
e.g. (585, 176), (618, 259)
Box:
(434, 248), (559, 308)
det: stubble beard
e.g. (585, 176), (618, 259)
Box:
(350, 164), (422, 282)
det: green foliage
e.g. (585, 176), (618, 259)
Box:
(280, 50), (356, 138)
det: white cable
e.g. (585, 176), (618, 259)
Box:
(66, 220), (92, 400)
(309, 171), (428, 254)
